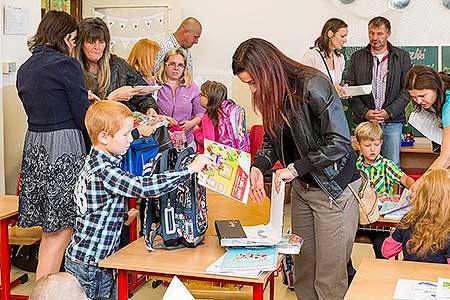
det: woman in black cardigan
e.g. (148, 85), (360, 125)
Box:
(16, 11), (90, 281)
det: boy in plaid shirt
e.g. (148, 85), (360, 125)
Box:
(354, 121), (415, 258)
(65, 100), (211, 299)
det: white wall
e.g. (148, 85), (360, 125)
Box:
(181, 0), (450, 125)
(1, 0), (41, 194)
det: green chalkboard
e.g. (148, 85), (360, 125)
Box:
(399, 46), (439, 70)
(442, 46), (450, 73)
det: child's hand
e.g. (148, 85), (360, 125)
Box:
(188, 154), (215, 173)
(137, 123), (156, 137)
(124, 208), (139, 226)
(164, 116), (178, 127)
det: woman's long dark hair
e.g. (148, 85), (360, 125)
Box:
(201, 80), (228, 129)
(405, 65), (450, 117)
(28, 10), (77, 55)
(74, 17), (111, 99)
(232, 38), (315, 136)
(313, 18), (347, 58)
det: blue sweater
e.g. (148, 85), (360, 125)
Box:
(17, 45), (90, 132)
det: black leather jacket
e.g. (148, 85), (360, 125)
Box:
(253, 69), (359, 200)
(108, 54), (158, 114)
(346, 42), (412, 123)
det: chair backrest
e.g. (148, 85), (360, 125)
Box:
(249, 125), (265, 164)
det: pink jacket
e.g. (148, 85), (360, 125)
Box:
(194, 100), (250, 154)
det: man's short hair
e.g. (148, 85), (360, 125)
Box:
(29, 272), (87, 300)
(85, 100), (133, 145)
(368, 16), (391, 33)
(354, 121), (383, 142)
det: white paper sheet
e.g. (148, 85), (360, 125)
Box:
(408, 110), (443, 145)
(393, 279), (437, 300)
(133, 85), (161, 95)
(343, 84), (372, 96)
(162, 276), (195, 300)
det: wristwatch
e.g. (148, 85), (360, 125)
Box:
(287, 163), (299, 177)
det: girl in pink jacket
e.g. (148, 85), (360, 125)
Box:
(194, 80), (250, 154)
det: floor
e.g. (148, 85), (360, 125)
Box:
(8, 202), (377, 300)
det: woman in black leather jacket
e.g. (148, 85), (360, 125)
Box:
(232, 38), (359, 300)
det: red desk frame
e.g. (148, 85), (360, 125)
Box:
(0, 215), (28, 300)
(117, 269), (276, 300)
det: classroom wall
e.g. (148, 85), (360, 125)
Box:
(1, 0), (41, 194)
(2, 0), (450, 194)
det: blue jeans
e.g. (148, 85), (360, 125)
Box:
(65, 256), (117, 300)
(380, 122), (402, 166)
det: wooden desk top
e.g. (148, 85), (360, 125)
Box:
(0, 195), (19, 220)
(344, 258), (450, 300)
(352, 136), (434, 154)
(99, 236), (275, 284)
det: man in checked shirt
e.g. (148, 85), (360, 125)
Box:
(64, 100), (212, 299)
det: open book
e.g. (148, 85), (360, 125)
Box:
(198, 139), (251, 204)
(379, 189), (411, 215)
(408, 109), (443, 145)
(218, 174), (285, 247)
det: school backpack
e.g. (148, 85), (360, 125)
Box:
(143, 147), (208, 250)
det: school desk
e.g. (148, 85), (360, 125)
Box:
(344, 258), (450, 300)
(99, 236), (280, 300)
(0, 195), (28, 300)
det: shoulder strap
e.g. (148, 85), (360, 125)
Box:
(316, 49), (333, 81)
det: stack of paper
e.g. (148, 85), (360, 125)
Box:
(394, 278), (450, 300)
(379, 189), (411, 215)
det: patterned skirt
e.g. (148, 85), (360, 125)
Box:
(17, 129), (86, 233)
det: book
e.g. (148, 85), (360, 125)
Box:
(342, 84), (372, 96)
(132, 111), (169, 129)
(215, 220), (247, 246)
(219, 174), (285, 247)
(220, 246), (278, 272)
(408, 109), (443, 145)
(198, 139), (251, 204)
(276, 233), (304, 255)
(206, 254), (263, 279)
(379, 189), (411, 215)
(393, 279), (437, 300)
(162, 276), (195, 300)
(437, 278), (450, 300)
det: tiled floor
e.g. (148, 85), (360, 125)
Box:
(8, 202), (377, 299)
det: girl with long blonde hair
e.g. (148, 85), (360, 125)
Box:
(382, 168), (450, 263)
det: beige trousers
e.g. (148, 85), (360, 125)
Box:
(291, 179), (359, 300)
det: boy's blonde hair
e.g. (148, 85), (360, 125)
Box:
(29, 272), (87, 300)
(354, 121), (383, 142)
(399, 168), (450, 258)
(85, 100), (133, 145)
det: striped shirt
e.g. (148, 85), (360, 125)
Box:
(356, 154), (405, 195)
(154, 34), (193, 74)
(371, 51), (389, 111)
(66, 148), (190, 266)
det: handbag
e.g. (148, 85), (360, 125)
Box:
(348, 171), (380, 225)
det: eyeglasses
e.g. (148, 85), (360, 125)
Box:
(165, 62), (185, 69)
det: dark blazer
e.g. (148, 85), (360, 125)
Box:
(253, 68), (358, 200)
(346, 42), (412, 123)
(17, 45), (90, 132)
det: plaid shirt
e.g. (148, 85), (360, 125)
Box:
(66, 148), (190, 266)
(154, 34), (193, 74)
(356, 154), (405, 195)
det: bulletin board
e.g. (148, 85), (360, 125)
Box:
(442, 46), (450, 73)
(93, 5), (170, 58)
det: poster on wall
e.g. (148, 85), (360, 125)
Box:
(442, 46), (450, 73)
(400, 46), (439, 70)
